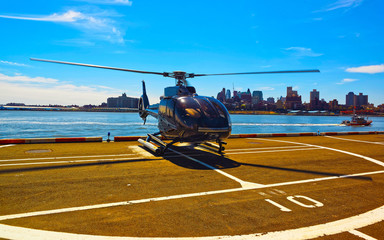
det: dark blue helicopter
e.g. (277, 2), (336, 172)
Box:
(30, 58), (319, 155)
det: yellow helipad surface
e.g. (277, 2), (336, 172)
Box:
(1, 135), (384, 239)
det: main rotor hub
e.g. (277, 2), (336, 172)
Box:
(166, 71), (195, 86)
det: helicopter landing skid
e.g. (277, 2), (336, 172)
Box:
(198, 141), (227, 154)
(138, 133), (177, 156)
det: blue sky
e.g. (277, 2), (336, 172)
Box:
(0, 0), (383, 106)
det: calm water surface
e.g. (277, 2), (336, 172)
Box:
(1, 111), (383, 140)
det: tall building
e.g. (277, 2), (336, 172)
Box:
(252, 91), (263, 101)
(310, 89), (319, 102)
(267, 97), (275, 104)
(287, 86), (298, 97)
(346, 92), (355, 106)
(346, 92), (368, 107)
(226, 89), (231, 100)
(107, 93), (139, 108)
(329, 99), (339, 111)
(354, 93), (368, 106)
(310, 89), (320, 109)
(216, 88), (226, 103)
(286, 87), (302, 109)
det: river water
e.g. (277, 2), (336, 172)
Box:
(0, 111), (383, 140)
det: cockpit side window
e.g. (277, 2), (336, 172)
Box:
(166, 99), (175, 119)
(195, 98), (219, 118)
(210, 98), (229, 119)
(159, 100), (167, 116)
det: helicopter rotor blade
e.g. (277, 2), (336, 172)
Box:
(192, 69), (320, 77)
(30, 58), (169, 76)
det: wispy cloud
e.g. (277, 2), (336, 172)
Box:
(346, 64), (384, 74)
(76, 0), (133, 6)
(258, 87), (275, 91)
(0, 72), (124, 105)
(284, 47), (323, 57)
(0, 60), (29, 67)
(0, 73), (58, 84)
(0, 10), (83, 22)
(323, 0), (363, 11)
(336, 78), (358, 84)
(0, 10), (125, 44)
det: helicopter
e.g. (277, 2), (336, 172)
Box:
(30, 58), (319, 155)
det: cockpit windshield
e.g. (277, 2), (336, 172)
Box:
(175, 96), (229, 128)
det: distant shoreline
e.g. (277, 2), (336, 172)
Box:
(1, 108), (383, 116)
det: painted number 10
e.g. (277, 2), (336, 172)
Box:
(265, 195), (324, 212)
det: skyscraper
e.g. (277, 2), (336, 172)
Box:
(310, 89), (319, 102)
(310, 89), (320, 109)
(252, 91), (263, 101)
(354, 93), (368, 106)
(346, 92), (355, 106)
(226, 89), (231, 100)
(286, 87), (302, 109)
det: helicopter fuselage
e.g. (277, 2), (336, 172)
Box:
(157, 87), (231, 143)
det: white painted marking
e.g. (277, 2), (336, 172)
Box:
(128, 146), (155, 158)
(0, 144), (15, 148)
(287, 195), (324, 208)
(265, 199), (292, 212)
(264, 170), (384, 188)
(273, 189), (287, 195)
(227, 147), (320, 155)
(253, 138), (384, 168)
(1, 169), (383, 221)
(325, 135), (384, 145)
(0, 157), (152, 167)
(349, 229), (378, 240)
(1, 205), (384, 239)
(0, 153), (137, 162)
(225, 145), (314, 152)
(169, 148), (264, 189)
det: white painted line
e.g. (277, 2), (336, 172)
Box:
(260, 170), (384, 188)
(169, 148), (264, 189)
(0, 187), (244, 221)
(225, 145), (314, 152)
(227, 147), (320, 155)
(0, 157), (154, 167)
(0, 153), (137, 162)
(1, 201), (384, 239)
(325, 135), (384, 145)
(265, 199), (292, 212)
(253, 138), (384, 168)
(1, 169), (383, 222)
(349, 230), (378, 240)
(0, 144), (15, 148)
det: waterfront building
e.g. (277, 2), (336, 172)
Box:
(285, 86), (302, 110)
(345, 92), (368, 107)
(226, 89), (231, 100)
(354, 93), (368, 107)
(217, 88), (226, 103)
(252, 91), (263, 101)
(107, 93), (139, 108)
(329, 99), (339, 111)
(287, 87), (298, 97)
(346, 92), (355, 106)
(310, 89), (320, 109)
(267, 97), (275, 104)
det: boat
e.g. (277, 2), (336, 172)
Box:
(341, 114), (372, 126)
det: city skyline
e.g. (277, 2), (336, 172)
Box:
(217, 86), (372, 106)
(1, 85), (375, 109)
(0, 0), (383, 106)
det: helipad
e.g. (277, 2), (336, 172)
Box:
(1, 134), (384, 239)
